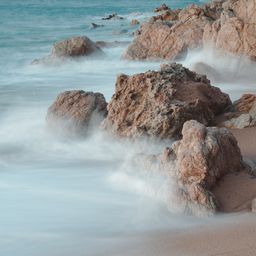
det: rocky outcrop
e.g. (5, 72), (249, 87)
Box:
(52, 36), (104, 58)
(124, 4), (218, 60)
(133, 120), (245, 215)
(154, 4), (170, 13)
(124, 0), (256, 60)
(47, 90), (107, 135)
(102, 63), (231, 139)
(218, 94), (256, 129)
(203, 0), (256, 60)
(162, 120), (244, 214)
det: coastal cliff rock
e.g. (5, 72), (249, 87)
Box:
(47, 90), (107, 135)
(52, 36), (104, 58)
(203, 0), (256, 59)
(218, 94), (256, 129)
(124, 0), (256, 60)
(123, 0), (227, 60)
(102, 63), (231, 139)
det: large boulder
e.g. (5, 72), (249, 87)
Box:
(102, 63), (231, 139)
(51, 36), (104, 58)
(47, 90), (107, 135)
(203, 0), (256, 59)
(217, 94), (256, 129)
(123, 3), (222, 60)
(161, 120), (245, 214)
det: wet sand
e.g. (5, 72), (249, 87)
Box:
(104, 127), (256, 256)
(102, 213), (256, 256)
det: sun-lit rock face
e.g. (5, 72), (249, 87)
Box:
(102, 63), (231, 139)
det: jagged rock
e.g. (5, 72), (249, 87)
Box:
(154, 4), (170, 13)
(47, 90), (107, 135)
(124, 4), (214, 60)
(131, 120), (245, 215)
(130, 19), (140, 26)
(102, 63), (231, 139)
(150, 9), (181, 22)
(218, 94), (256, 129)
(51, 36), (104, 58)
(203, 0), (256, 60)
(102, 13), (124, 20)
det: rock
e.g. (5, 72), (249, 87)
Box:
(151, 9), (181, 22)
(131, 120), (245, 215)
(154, 4), (170, 12)
(51, 36), (104, 58)
(124, 4), (213, 60)
(102, 63), (231, 139)
(90, 23), (104, 29)
(162, 120), (244, 214)
(203, 0), (256, 60)
(102, 13), (124, 20)
(130, 19), (140, 26)
(47, 90), (107, 135)
(252, 198), (256, 213)
(95, 41), (130, 48)
(218, 94), (256, 129)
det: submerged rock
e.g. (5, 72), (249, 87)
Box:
(102, 63), (231, 139)
(52, 36), (104, 58)
(90, 23), (104, 29)
(102, 13), (124, 20)
(47, 90), (107, 135)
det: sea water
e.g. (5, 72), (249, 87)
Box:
(0, 0), (255, 255)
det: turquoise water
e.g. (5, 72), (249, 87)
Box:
(0, 0), (255, 255)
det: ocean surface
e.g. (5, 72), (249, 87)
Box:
(0, 0), (256, 255)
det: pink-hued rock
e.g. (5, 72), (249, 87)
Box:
(162, 120), (244, 214)
(47, 90), (107, 135)
(52, 36), (104, 58)
(203, 0), (256, 60)
(102, 63), (231, 139)
(124, 2), (224, 60)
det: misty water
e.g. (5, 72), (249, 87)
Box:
(1, 0), (256, 255)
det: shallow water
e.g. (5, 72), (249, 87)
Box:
(0, 0), (256, 255)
